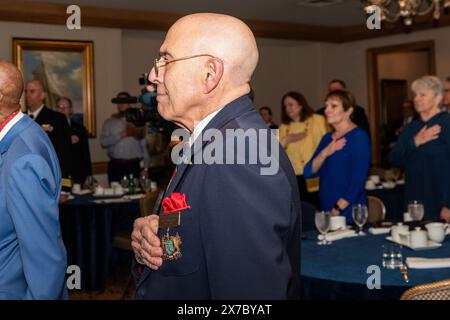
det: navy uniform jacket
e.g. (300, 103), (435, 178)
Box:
(133, 95), (302, 299)
(33, 106), (72, 181)
(0, 115), (67, 299)
(69, 120), (92, 184)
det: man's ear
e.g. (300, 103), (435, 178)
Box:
(204, 58), (223, 94)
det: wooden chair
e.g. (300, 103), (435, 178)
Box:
(367, 195), (386, 225)
(401, 279), (450, 300)
(112, 189), (163, 299)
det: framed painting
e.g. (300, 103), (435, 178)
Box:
(13, 38), (96, 137)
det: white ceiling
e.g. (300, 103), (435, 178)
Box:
(42, 0), (368, 27)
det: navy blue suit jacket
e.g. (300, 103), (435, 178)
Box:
(0, 116), (67, 299)
(133, 95), (301, 299)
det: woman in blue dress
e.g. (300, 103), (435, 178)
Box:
(389, 76), (450, 222)
(304, 90), (371, 223)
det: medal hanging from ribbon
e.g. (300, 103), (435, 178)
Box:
(159, 192), (190, 260)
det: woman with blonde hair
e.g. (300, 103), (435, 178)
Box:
(390, 76), (450, 222)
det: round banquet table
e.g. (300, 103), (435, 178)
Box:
(301, 230), (450, 300)
(59, 193), (141, 291)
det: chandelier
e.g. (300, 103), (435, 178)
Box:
(362, 0), (450, 26)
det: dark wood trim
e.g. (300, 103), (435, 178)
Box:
(0, 0), (340, 42)
(366, 40), (436, 166)
(91, 161), (108, 175)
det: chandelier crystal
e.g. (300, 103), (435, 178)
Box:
(362, 0), (450, 26)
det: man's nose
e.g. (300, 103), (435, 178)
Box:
(148, 67), (160, 84)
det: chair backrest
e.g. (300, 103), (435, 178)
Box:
(401, 279), (450, 300)
(367, 195), (386, 224)
(139, 190), (161, 217)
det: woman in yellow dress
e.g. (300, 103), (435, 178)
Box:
(279, 91), (328, 207)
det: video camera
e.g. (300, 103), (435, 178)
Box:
(111, 73), (174, 133)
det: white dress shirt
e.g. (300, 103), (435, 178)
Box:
(0, 111), (25, 142)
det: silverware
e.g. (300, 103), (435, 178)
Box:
(400, 264), (410, 283)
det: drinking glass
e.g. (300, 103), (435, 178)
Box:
(352, 204), (368, 236)
(120, 175), (129, 188)
(382, 244), (403, 269)
(140, 177), (152, 192)
(315, 211), (331, 245)
(408, 201), (424, 221)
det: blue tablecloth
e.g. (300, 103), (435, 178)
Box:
(301, 230), (450, 299)
(367, 184), (405, 222)
(59, 194), (140, 290)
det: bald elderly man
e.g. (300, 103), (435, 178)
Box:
(131, 13), (301, 299)
(0, 60), (67, 299)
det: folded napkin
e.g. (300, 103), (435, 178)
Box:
(318, 229), (357, 241)
(72, 189), (92, 196)
(124, 194), (146, 200)
(406, 257), (450, 269)
(92, 198), (131, 204)
(368, 227), (391, 235)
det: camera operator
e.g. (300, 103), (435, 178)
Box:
(100, 91), (147, 184)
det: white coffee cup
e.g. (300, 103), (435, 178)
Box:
(329, 216), (346, 231)
(403, 212), (413, 222)
(94, 185), (104, 195)
(369, 175), (380, 184)
(391, 223), (409, 242)
(114, 185), (124, 195)
(365, 180), (376, 189)
(425, 222), (447, 243)
(110, 181), (120, 188)
(399, 230), (411, 246)
(410, 227), (428, 247)
(150, 181), (157, 192)
(72, 183), (81, 193)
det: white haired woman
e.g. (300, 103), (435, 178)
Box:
(389, 76), (450, 222)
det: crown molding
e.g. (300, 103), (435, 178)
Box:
(0, 0), (449, 43)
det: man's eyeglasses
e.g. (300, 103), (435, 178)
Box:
(153, 54), (222, 77)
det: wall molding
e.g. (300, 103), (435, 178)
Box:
(1, 0), (450, 43)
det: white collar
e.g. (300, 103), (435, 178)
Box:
(28, 104), (45, 119)
(189, 107), (223, 146)
(0, 111), (25, 142)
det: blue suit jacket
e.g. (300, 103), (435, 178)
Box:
(134, 95), (302, 299)
(0, 116), (67, 299)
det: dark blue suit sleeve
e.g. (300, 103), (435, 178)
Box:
(6, 154), (67, 300)
(341, 131), (371, 204)
(199, 163), (297, 299)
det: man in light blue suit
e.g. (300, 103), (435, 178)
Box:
(0, 60), (67, 299)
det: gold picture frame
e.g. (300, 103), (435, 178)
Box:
(13, 38), (96, 137)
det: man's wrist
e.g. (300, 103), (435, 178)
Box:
(333, 204), (343, 213)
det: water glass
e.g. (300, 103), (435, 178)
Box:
(408, 201), (424, 221)
(315, 211), (331, 245)
(120, 175), (129, 188)
(352, 204), (368, 236)
(382, 244), (403, 269)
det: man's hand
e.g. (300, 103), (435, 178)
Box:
(414, 125), (441, 147)
(440, 207), (450, 223)
(131, 215), (163, 270)
(71, 135), (80, 144)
